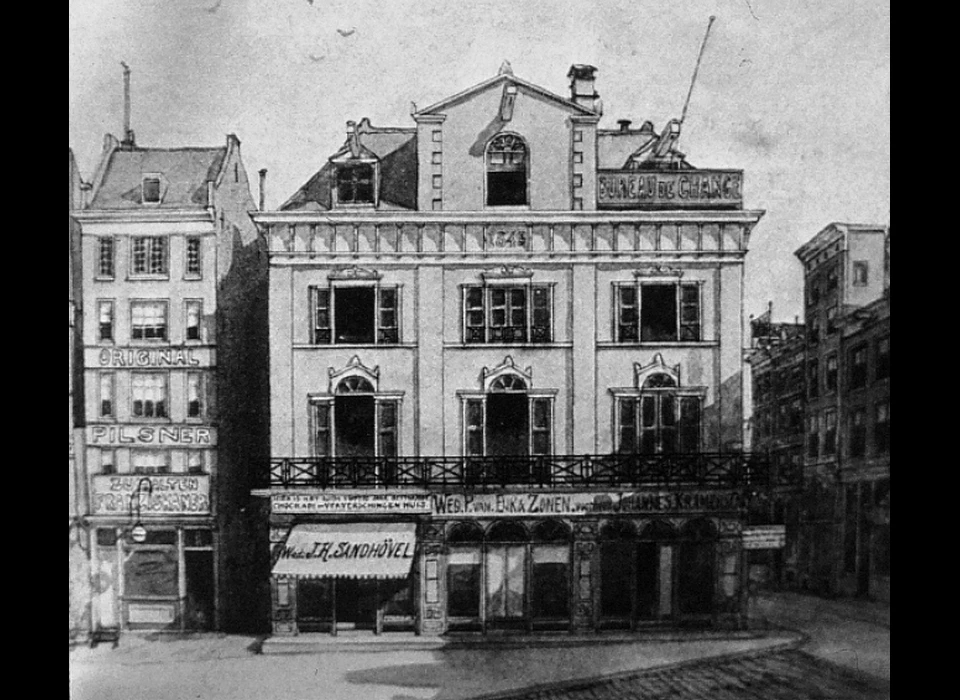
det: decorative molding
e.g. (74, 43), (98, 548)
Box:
(422, 543), (446, 556)
(481, 355), (533, 392)
(575, 542), (596, 557)
(480, 265), (534, 281)
(328, 355), (380, 393)
(328, 265), (382, 281)
(633, 353), (682, 388)
(633, 265), (684, 279)
(718, 519), (742, 535)
(423, 522), (446, 541)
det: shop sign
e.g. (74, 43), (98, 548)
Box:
(271, 493), (431, 515)
(87, 425), (216, 447)
(91, 475), (211, 515)
(742, 525), (787, 549)
(430, 490), (741, 518)
(597, 169), (743, 209)
(98, 347), (203, 368)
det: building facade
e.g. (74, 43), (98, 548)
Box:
(253, 64), (780, 637)
(72, 128), (268, 635)
(747, 223), (889, 602)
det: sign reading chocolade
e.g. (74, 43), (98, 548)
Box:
(91, 475), (211, 515)
(597, 169), (743, 209)
(272, 493), (431, 515)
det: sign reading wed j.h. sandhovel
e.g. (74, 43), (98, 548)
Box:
(597, 169), (743, 209)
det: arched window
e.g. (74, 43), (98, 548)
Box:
(490, 374), (528, 392)
(642, 373), (677, 389)
(486, 134), (529, 206)
(447, 522), (484, 543)
(336, 376), (375, 394)
(617, 372), (700, 454)
(486, 521), (530, 542)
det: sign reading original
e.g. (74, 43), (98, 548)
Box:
(98, 347), (202, 368)
(597, 169), (743, 209)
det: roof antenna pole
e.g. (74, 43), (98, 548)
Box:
(121, 61), (135, 147)
(680, 16), (716, 125)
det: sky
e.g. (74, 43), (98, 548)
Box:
(68, 0), (889, 322)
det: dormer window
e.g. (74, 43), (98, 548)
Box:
(336, 164), (375, 205)
(142, 176), (162, 204)
(486, 134), (528, 206)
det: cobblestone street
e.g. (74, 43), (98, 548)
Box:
(469, 649), (890, 700)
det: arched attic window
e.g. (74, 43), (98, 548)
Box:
(336, 376), (375, 394)
(486, 133), (529, 206)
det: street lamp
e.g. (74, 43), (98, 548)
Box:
(125, 477), (154, 543)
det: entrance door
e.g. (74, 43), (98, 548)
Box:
(184, 551), (215, 631)
(335, 579), (377, 630)
(335, 395), (376, 458)
(485, 546), (526, 627)
(636, 542), (659, 620)
(297, 579), (333, 632)
(487, 394), (529, 457)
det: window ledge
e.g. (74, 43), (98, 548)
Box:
(183, 274), (204, 282)
(94, 276), (116, 283)
(444, 342), (573, 349)
(597, 341), (719, 349)
(293, 343), (417, 350)
(127, 275), (170, 282)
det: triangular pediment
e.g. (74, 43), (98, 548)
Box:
(414, 73), (597, 118)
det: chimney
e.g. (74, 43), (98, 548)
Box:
(258, 169), (268, 211)
(120, 62), (135, 148)
(346, 121), (361, 158)
(617, 119), (632, 132)
(567, 64), (600, 112)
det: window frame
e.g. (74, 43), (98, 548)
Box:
(852, 261), (869, 287)
(874, 400), (890, 454)
(131, 449), (172, 475)
(825, 354), (838, 393)
(614, 391), (703, 454)
(461, 283), (554, 345)
(460, 390), (557, 458)
(310, 283), (402, 346)
(613, 280), (703, 344)
(485, 132), (530, 208)
(130, 236), (169, 278)
(130, 300), (169, 343)
(97, 300), (115, 344)
(875, 336), (890, 381)
(807, 414), (820, 458)
(131, 371), (169, 421)
(97, 236), (116, 280)
(309, 393), (404, 460)
(849, 407), (867, 458)
(141, 176), (163, 205)
(849, 344), (869, 390)
(823, 409), (837, 455)
(184, 236), (203, 279)
(99, 371), (115, 420)
(334, 163), (378, 207)
(186, 372), (204, 420)
(184, 300), (203, 343)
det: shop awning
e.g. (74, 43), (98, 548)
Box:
(272, 523), (416, 579)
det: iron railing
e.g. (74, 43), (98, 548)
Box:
(263, 452), (801, 490)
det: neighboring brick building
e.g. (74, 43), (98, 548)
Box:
(252, 63), (783, 638)
(72, 118), (269, 635)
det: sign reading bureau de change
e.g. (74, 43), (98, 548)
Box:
(597, 169), (743, 209)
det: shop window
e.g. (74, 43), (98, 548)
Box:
(807, 359), (819, 399)
(823, 410), (837, 455)
(485, 522), (529, 624)
(132, 450), (170, 475)
(124, 548), (177, 598)
(98, 301), (115, 343)
(849, 344), (868, 389)
(336, 164), (375, 205)
(677, 519), (717, 616)
(131, 301), (168, 342)
(312, 286), (400, 345)
(874, 401), (890, 453)
(849, 407), (867, 457)
(131, 236), (168, 276)
(826, 354), (838, 392)
(875, 336), (890, 380)
(615, 283), (701, 343)
(185, 237), (202, 278)
(463, 284), (552, 344)
(132, 373), (168, 419)
(185, 301), (203, 342)
(617, 377), (700, 454)
(852, 261), (869, 286)
(99, 372), (115, 419)
(97, 237), (115, 279)
(486, 133), (528, 206)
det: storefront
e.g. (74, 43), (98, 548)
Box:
(89, 474), (217, 633)
(265, 490), (747, 636)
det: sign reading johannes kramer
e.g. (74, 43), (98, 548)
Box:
(597, 169), (743, 209)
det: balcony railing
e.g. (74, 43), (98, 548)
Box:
(264, 453), (800, 490)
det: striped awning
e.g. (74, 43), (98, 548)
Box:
(272, 522), (416, 579)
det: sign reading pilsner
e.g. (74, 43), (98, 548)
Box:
(597, 169), (743, 209)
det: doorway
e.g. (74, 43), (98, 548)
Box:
(487, 393), (529, 457)
(335, 579), (377, 630)
(335, 395), (376, 458)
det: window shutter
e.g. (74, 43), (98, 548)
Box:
(464, 287), (485, 344)
(530, 398), (552, 456)
(377, 287), (399, 344)
(618, 399), (636, 453)
(617, 286), (639, 342)
(465, 399), (484, 456)
(680, 284), (701, 341)
(531, 286), (551, 342)
(313, 288), (331, 344)
(679, 397), (701, 452)
(378, 401), (398, 458)
(315, 403), (331, 457)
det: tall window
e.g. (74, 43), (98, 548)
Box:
(808, 317), (821, 346)
(187, 373), (203, 419)
(486, 133), (528, 206)
(185, 237), (202, 278)
(530, 521), (571, 624)
(823, 410), (837, 455)
(826, 354), (838, 392)
(185, 301), (203, 342)
(617, 374), (701, 454)
(336, 164), (374, 205)
(97, 237), (115, 278)
(98, 301), (115, 343)
(875, 336), (890, 380)
(849, 407), (867, 457)
(874, 401), (890, 453)
(131, 237), (168, 276)
(615, 283), (701, 343)
(826, 306), (839, 334)
(312, 377), (401, 465)
(131, 301), (168, 341)
(132, 373), (168, 419)
(807, 359), (819, 399)
(826, 267), (839, 292)
(446, 523), (483, 622)
(312, 286), (399, 345)
(463, 285), (552, 344)
(99, 372), (115, 419)
(852, 261), (869, 286)
(849, 344), (868, 389)
(807, 414), (820, 458)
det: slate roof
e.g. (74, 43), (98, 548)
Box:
(89, 146), (227, 209)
